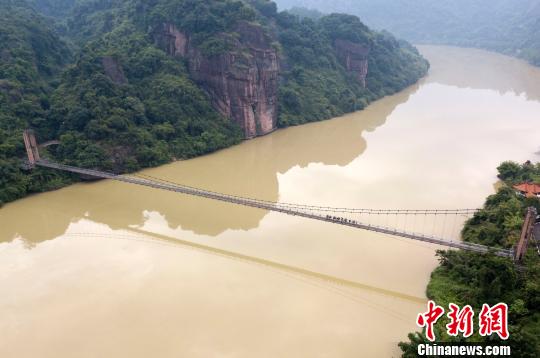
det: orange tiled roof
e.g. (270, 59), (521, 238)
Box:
(513, 183), (540, 197)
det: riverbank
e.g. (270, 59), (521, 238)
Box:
(2, 46), (540, 357)
(1, 66), (431, 209)
(0, 1), (431, 208)
(399, 161), (540, 357)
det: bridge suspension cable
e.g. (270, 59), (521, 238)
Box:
(31, 160), (514, 258)
(130, 172), (480, 215)
(128, 172), (480, 242)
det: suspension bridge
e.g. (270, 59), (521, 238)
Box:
(22, 130), (533, 260)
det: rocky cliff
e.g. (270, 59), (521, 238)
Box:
(101, 56), (128, 85)
(334, 39), (370, 87)
(1, 0), (430, 206)
(154, 22), (279, 138)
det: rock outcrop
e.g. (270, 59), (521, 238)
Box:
(334, 39), (370, 87)
(154, 23), (189, 57)
(101, 56), (128, 85)
(154, 22), (279, 138)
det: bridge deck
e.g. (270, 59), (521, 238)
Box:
(34, 160), (514, 258)
(39, 140), (61, 148)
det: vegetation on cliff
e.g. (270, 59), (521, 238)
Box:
(50, 27), (243, 172)
(399, 162), (540, 357)
(275, 12), (428, 126)
(0, 0), (428, 205)
(276, 0), (540, 67)
(0, 0), (73, 205)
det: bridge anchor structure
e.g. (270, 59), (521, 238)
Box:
(21, 130), (519, 259)
(514, 207), (538, 263)
(22, 129), (40, 169)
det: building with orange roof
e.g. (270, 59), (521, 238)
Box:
(513, 183), (540, 198)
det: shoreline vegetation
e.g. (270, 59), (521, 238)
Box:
(0, 0), (428, 206)
(399, 161), (540, 357)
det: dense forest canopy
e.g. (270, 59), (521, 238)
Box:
(0, 0), (73, 205)
(0, 0), (428, 205)
(274, 11), (428, 126)
(275, 0), (540, 66)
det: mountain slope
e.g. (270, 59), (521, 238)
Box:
(0, 0), (428, 205)
(0, 0), (72, 205)
(276, 12), (428, 126)
(48, 0), (428, 131)
(276, 0), (540, 66)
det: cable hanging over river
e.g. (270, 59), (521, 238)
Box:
(29, 159), (513, 258)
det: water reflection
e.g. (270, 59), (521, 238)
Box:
(0, 84), (419, 242)
(0, 218), (425, 358)
(59, 222), (426, 304)
(2, 46), (540, 358)
(419, 45), (540, 101)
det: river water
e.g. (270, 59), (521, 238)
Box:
(1, 46), (540, 357)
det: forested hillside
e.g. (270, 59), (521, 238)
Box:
(0, 0), (73, 205)
(274, 12), (428, 126)
(0, 0), (428, 205)
(276, 0), (540, 66)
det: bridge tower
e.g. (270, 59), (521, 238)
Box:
(514, 207), (537, 263)
(22, 129), (40, 167)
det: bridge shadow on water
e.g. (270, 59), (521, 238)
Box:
(1, 83), (421, 243)
(60, 226), (426, 317)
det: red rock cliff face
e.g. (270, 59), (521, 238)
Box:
(154, 22), (279, 138)
(155, 23), (189, 57)
(334, 39), (370, 88)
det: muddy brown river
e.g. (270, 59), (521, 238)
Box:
(2, 46), (540, 357)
